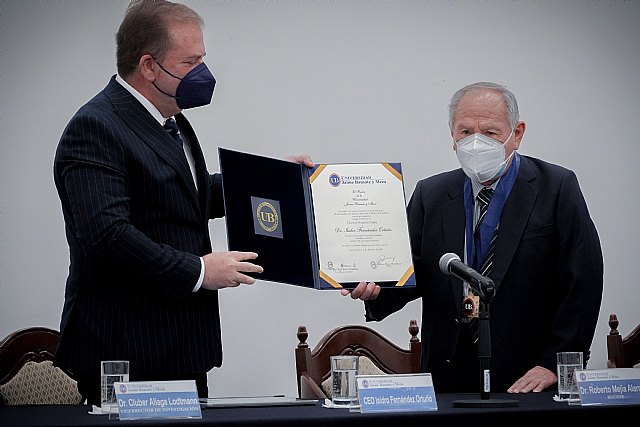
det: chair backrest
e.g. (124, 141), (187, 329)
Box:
(0, 327), (83, 405)
(295, 320), (421, 399)
(606, 313), (640, 369)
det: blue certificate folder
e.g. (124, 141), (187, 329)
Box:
(218, 148), (415, 290)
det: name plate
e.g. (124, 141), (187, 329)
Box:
(356, 373), (437, 413)
(114, 380), (202, 420)
(576, 368), (640, 406)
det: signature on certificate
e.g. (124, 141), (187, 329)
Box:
(326, 261), (359, 273)
(371, 255), (401, 269)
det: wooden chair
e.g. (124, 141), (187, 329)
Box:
(0, 327), (83, 405)
(295, 320), (421, 399)
(606, 313), (640, 369)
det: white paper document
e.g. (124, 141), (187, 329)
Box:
(310, 163), (414, 287)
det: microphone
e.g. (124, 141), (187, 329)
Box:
(439, 253), (495, 299)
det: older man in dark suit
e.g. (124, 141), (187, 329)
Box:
(53, 0), (312, 405)
(346, 82), (603, 395)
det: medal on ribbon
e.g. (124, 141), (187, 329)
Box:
(462, 291), (479, 319)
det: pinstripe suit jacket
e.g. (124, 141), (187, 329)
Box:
(366, 154), (604, 392)
(53, 76), (225, 381)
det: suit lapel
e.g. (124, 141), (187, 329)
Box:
(442, 173), (467, 315)
(490, 156), (538, 292)
(103, 78), (201, 213)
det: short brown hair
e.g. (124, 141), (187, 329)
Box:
(116, 0), (204, 78)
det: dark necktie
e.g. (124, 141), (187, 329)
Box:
(163, 118), (183, 147)
(475, 188), (494, 236)
(163, 117), (203, 193)
(469, 187), (496, 343)
(475, 187), (496, 276)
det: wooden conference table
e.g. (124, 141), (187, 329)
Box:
(1, 391), (638, 426)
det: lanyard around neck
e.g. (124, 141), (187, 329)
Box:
(464, 152), (520, 269)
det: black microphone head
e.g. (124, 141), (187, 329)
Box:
(439, 253), (461, 275)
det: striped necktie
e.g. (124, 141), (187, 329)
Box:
(163, 118), (183, 147)
(475, 188), (494, 236)
(470, 187), (496, 343)
(475, 187), (496, 277)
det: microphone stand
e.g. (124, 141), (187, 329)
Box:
(453, 279), (519, 408)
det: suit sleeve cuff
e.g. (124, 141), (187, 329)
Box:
(193, 257), (205, 292)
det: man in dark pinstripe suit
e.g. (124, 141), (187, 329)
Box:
(53, 0), (313, 405)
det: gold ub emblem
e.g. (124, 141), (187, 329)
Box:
(256, 201), (279, 233)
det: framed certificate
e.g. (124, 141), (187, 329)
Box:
(219, 148), (415, 290)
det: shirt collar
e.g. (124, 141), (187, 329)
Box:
(471, 179), (499, 199)
(115, 74), (166, 126)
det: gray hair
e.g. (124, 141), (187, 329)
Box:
(448, 82), (520, 128)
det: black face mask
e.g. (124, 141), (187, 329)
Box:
(153, 60), (216, 109)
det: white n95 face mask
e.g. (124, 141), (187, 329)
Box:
(454, 129), (514, 183)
